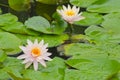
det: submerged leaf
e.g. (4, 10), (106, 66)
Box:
(8, 0), (31, 11)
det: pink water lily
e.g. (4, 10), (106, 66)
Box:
(17, 39), (52, 71)
(57, 5), (85, 24)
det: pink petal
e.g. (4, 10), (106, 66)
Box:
(25, 61), (32, 69)
(27, 39), (33, 46)
(17, 54), (27, 59)
(34, 39), (38, 45)
(68, 5), (71, 10)
(39, 59), (46, 67)
(43, 56), (52, 61)
(76, 7), (80, 14)
(63, 5), (67, 11)
(19, 46), (26, 51)
(57, 10), (61, 14)
(72, 6), (76, 11)
(19, 46), (30, 54)
(22, 58), (31, 64)
(39, 40), (44, 46)
(74, 16), (85, 21)
(44, 52), (52, 56)
(42, 49), (48, 53)
(42, 43), (48, 49)
(33, 61), (38, 71)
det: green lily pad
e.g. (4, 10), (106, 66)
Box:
(16, 33), (68, 47)
(65, 58), (120, 80)
(0, 50), (7, 62)
(22, 57), (66, 80)
(0, 13), (18, 26)
(0, 32), (21, 55)
(70, 0), (98, 7)
(87, 0), (120, 13)
(75, 12), (103, 26)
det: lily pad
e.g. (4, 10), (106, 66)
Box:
(70, 0), (98, 7)
(0, 32), (21, 55)
(75, 12), (103, 26)
(16, 34), (68, 47)
(87, 0), (120, 13)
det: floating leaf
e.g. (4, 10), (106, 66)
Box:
(87, 0), (120, 13)
(25, 16), (52, 34)
(0, 69), (12, 80)
(64, 43), (108, 57)
(16, 33), (68, 47)
(70, 0), (98, 7)
(0, 13), (18, 26)
(0, 50), (7, 62)
(22, 57), (66, 80)
(2, 57), (24, 79)
(50, 13), (68, 34)
(75, 12), (103, 26)
(101, 13), (120, 43)
(0, 32), (21, 55)
(1, 22), (40, 35)
(65, 58), (120, 80)
(85, 25), (111, 44)
(101, 13), (120, 35)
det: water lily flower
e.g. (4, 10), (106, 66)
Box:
(17, 39), (52, 71)
(57, 5), (85, 24)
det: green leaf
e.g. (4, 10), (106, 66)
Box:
(7, 72), (30, 80)
(0, 57), (24, 80)
(0, 32), (21, 55)
(22, 57), (66, 80)
(70, 0), (98, 7)
(25, 16), (52, 34)
(110, 71), (120, 80)
(2, 22), (27, 34)
(8, 0), (31, 11)
(101, 13), (120, 34)
(37, 0), (69, 5)
(64, 42), (120, 63)
(16, 33), (68, 47)
(50, 13), (68, 34)
(85, 25), (111, 44)
(65, 58), (120, 80)
(87, 0), (120, 13)
(75, 12), (103, 26)
(64, 43), (107, 57)
(0, 69), (12, 80)
(85, 25), (105, 36)
(1, 22), (40, 35)
(101, 13), (120, 43)
(0, 13), (18, 26)
(0, 50), (7, 62)
(3, 57), (24, 78)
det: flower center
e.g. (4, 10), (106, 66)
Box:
(66, 10), (75, 16)
(31, 47), (41, 57)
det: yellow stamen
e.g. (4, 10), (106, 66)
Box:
(66, 10), (75, 16)
(31, 47), (41, 57)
